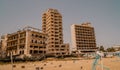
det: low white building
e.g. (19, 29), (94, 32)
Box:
(112, 45), (120, 51)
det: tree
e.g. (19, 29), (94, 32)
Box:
(99, 46), (105, 52)
(106, 47), (115, 52)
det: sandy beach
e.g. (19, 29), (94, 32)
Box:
(0, 57), (120, 70)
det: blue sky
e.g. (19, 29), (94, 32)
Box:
(0, 0), (120, 48)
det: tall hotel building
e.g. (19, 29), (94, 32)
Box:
(71, 22), (97, 53)
(42, 9), (69, 56)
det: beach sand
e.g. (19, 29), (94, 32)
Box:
(0, 57), (120, 70)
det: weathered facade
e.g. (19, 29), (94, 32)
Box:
(3, 26), (47, 57)
(42, 9), (69, 56)
(71, 22), (97, 53)
(0, 35), (7, 58)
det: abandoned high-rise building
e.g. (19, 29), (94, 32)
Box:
(71, 22), (97, 53)
(42, 9), (69, 56)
